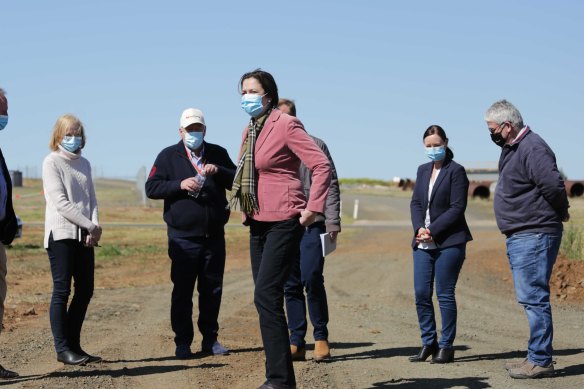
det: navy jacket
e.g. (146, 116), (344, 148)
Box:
(145, 141), (236, 238)
(0, 148), (17, 245)
(494, 128), (569, 236)
(410, 158), (473, 249)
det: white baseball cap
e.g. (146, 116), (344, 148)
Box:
(180, 108), (205, 129)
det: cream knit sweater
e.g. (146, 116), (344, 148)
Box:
(42, 147), (99, 248)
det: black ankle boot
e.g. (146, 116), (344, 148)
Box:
(57, 350), (89, 365)
(431, 348), (454, 364)
(408, 341), (438, 362)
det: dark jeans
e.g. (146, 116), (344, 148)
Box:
(413, 244), (465, 349)
(168, 234), (226, 347)
(250, 218), (303, 388)
(47, 234), (95, 353)
(284, 222), (329, 347)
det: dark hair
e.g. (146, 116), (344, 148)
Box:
(423, 125), (454, 161)
(278, 98), (296, 117)
(239, 69), (279, 110)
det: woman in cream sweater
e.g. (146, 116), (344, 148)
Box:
(42, 114), (102, 365)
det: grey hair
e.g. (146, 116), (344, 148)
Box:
(484, 99), (524, 128)
(0, 88), (5, 97)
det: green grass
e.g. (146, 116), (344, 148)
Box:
(339, 178), (396, 187)
(12, 178), (584, 262)
(561, 222), (583, 261)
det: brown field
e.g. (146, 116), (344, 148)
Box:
(1, 179), (582, 388)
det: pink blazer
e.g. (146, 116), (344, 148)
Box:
(238, 109), (331, 222)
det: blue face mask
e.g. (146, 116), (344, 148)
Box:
(0, 115), (8, 131)
(61, 136), (82, 153)
(425, 146), (446, 161)
(241, 93), (267, 117)
(184, 131), (204, 150)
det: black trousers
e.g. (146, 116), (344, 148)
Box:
(250, 218), (303, 388)
(168, 234), (226, 347)
(47, 234), (94, 353)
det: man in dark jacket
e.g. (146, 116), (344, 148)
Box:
(146, 108), (236, 359)
(278, 99), (341, 362)
(485, 100), (570, 379)
(0, 89), (19, 379)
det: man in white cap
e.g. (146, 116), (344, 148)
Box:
(146, 108), (236, 359)
(0, 88), (19, 379)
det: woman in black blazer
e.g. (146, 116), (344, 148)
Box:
(409, 125), (472, 364)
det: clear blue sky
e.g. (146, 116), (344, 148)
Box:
(2, 1), (583, 180)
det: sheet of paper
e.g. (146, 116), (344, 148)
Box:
(320, 233), (337, 257)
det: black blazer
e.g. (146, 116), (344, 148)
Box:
(0, 148), (17, 245)
(410, 158), (472, 249)
(145, 141), (236, 238)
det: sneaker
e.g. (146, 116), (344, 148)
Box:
(175, 344), (193, 359)
(504, 358), (527, 371)
(508, 361), (555, 379)
(202, 340), (229, 355)
(290, 344), (306, 361)
(313, 340), (331, 362)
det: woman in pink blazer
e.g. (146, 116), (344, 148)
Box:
(232, 69), (331, 389)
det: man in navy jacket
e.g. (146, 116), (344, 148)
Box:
(485, 100), (569, 379)
(0, 89), (18, 379)
(146, 108), (236, 359)
(0, 89), (19, 379)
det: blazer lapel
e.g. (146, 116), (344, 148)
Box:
(421, 163), (432, 206)
(254, 110), (279, 152)
(429, 162), (449, 203)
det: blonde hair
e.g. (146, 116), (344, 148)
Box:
(49, 114), (86, 151)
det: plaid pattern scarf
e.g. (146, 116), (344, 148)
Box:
(230, 110), (271, 214)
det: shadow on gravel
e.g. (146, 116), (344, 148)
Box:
(327, 346), (419, 361)
(106, 356), (181, 363)
(105, 346), (263, 363)
(367, 376), (489, 389)
(229, 346), (264, 354)
(326, 344), (470, 362)
(455, 347), (584, 363)
(307, 342), (374, 351)
(554, 362), (584, 378)
(45, 363), (227, 379)
(0, 375), (43, 386)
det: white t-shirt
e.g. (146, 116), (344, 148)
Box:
(418, 168), (441, 250)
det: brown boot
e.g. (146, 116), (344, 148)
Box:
(508, 361), (555, 379)
(290, 344), (306, 361)
(313, 340), (331, 362)
(504, 358), (527, 371)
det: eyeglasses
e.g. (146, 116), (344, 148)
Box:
(488, 122), (508, 134)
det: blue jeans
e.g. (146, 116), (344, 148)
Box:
(47, 234), (94, 353)
(506, 232), (561, 367)
(413, 244), (465, 349)
(284, 222), (329, 347)
(168, 234), (226, 347)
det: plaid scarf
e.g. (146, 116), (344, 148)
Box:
(230, 110), (271, 214)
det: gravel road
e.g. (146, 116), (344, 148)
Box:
(1, 195), (582, 388)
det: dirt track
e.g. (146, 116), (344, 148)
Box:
(1, 196), (583, 388)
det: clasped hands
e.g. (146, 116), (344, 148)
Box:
(85, 225), (102, 247)
(416, 227), (433, 244)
